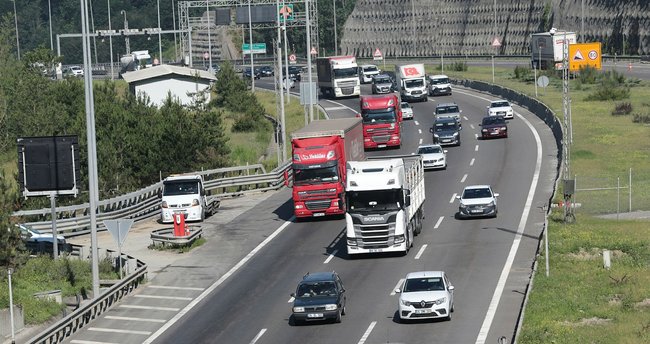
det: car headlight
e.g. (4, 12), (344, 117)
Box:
(453, 132), (459, 137)
(488, 201), (495, 207)
(293, 306), (305, 313)
(324, 304), (338, 311)
(394, 235), (405, 244)
(295, 204), (304, 209)
(192, 199), (200, 206)
(161, 201), (168, 208)
(434, 297), (446, 305)
(401, 299), (412, 306)
(433, 134), (440, 138)
(347, 237), (357, 246)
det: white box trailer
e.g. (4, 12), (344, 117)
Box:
(395, 63), (427, 102)
(531, 30), (577, 70)
(345, 155), (425, 255)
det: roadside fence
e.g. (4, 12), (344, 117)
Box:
(573, 167), (650, 217)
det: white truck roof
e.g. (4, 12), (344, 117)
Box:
(163, 174), (203, 182)
(291, 118), (361, 139)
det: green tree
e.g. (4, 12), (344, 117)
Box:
(0, 170), (25, 268)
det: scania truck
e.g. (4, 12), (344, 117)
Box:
(317, 56), (361, 98)
(395, 64), (427, 102)
(359, 94), (402, 149)
(291, 118), (365, 218)
(345, 155), (425, 255)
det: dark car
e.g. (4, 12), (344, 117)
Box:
(371, 74), (394, 94)
(430, 117), (462, 146)
(290, 271), (346, 325)
(242, 67), (261, 79)
(479, 115), (508, 139)
(258, 65), (274, 77)
(287, 65), (302, 81)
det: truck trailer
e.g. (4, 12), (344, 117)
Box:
(395, 64), (427, 102)
(359, 94), (402, 149)
(345, 155), (425, 255)
(291, 118), (365, 218)
(317, 56), (361, 98)
(530, 29), (577, 70)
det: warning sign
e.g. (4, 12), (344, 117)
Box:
(373, 48), (383, 61)
(310, 47), (318, 56)
(491, 37), (501, 47)
(289, 53), (297, 64)
(569, 42), (602, 72)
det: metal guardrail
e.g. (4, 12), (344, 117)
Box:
(28, 244), (147, 344)
(13, 162), (292, 236)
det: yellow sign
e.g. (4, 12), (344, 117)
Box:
(569, 42), (602, 72)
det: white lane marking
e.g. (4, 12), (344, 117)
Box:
(434, 216), (444, 229)
(134, 294), (193, 301)
(414, 244), (428, 260)
(287, 296), (295, 303)
(358, 321), (377, 344)
(324, 99), (357, 113)
(71, 341), (118, 344)
(418, 129), (422, 134)
(414, 120), (420, 126)
(324, 249), (338, 264)
(120, 305), (180, 311)
(105, 316), (167, 323)
(470, 158), (475, 166)
(449, 193), (457, 203)
(470, 124), (475, 130)
(475, 144), (479, 151)
(88, 327), (151, 335)
(419, 138), (423, 145)
(143, 217), (296, 344)
(323, 106), (348, 111)
(249, 328), (267, 344)
(148, 285), (204, 291)
(469, 94), (544, 344)
(475, 133), (479, 139)
(461, 174), (467, 183)
(390, 279), (405, 296)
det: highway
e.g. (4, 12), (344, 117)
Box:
(63, 79), (558, 344)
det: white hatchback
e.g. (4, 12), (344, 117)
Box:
(396, 271), (455, 322)
(456, 185), (499, 218)
(401, 102), (414, 119)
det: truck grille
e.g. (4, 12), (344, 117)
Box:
(371, 135), (391, 143)
(305, 200), (332, 210)
(354, 224), (394, 248)
(411, 90), (422, 95)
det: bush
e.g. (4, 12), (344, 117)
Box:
(513, 65), (532, 81)
(632, 113), (650, 124)
(578, 65), (599, 84)
(449, 62), (468, 72)
(612, 102), (633, 116)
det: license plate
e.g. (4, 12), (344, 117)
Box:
(313, 213), (325, 217)
(471, 209), (483, 213)
(307, 313), (323, 318)
(369, 248), (383, 253)
(415, 309), (431, 314)
(442, 139), (451, 143)
(491, 131), (499, 135)
(378, 144), (387, 148)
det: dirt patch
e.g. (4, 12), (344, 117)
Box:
(635, 298), (650, 308)
(565, 248), (627, 260)
(608, 294), (623, 306)
(563, 317), (612, 327)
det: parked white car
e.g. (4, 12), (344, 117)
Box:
(395, 271), (455, 322)
(17, 224), (67, 245)
(401, 102), (414, 120)
(68, 66), (84, 77)
(456, 185), (499, 218)
(416, 144), (447, 170)
(486, 99), (514, 119)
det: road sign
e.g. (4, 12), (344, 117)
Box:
(373, 48), (383, 61)
(242, 43), (267, 55)
(300, 82), (318, 105)
(537, 75), (549, 88)
(203, 52), (209, 60)
(491, 37), (501, 47)
(569, 42), (602, 71)
(310, 47), (318, 56)
(278, 4), (294, 22)
(289, 53), (297, 64)
(104, 219), (134, 247)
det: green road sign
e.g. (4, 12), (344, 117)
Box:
(242, 43), (267, 55)
(278, 4), (294, 22)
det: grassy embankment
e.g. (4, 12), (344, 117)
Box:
(440, 61), (650, 343)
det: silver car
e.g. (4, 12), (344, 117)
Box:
(416, 144), (446, 169)
(401, 102), (414, 119)
(456, 185), (499, 218)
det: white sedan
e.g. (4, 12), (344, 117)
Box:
(456, 184), (499, 218)
(401, 102), (414, 120)
(486, 99), (514, 119)
(395, 271), (455, 322)
(416, 144), (447, 170)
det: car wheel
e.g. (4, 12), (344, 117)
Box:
(451, 303), (455, 312)
(446, 311), (452, 321)
(335, 309), (342, 323)
(289, 315), (301, 326)
(200, 209), (205, 221)
(341, 304), (346, 316)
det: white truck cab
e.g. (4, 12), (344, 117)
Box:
(160, 174), (217, 224)
(428, 74), (452, 96)
(359, 64), (380, 83)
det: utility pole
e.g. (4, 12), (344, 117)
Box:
(276, 0), (286, 161)
(248, 0), (255, 91)
(306, 0), (314, 122)
(282, 0), (290, 102)
(333, 0), (337, 55)
(108, 0), (114, 79)
(560, 31), (575, 223)
(121, 10), (130, 55)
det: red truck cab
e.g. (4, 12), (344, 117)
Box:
(359, 94), (402, 149)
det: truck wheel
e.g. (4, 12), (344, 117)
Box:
(200, 209), (205, 221)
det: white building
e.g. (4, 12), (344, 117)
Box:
(121, 65), (217, 107)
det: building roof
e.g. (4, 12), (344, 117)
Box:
(121, 65), (217, 83)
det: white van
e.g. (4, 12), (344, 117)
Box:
(359, 64), (380, 83)
(428, 74), (452, 96)
(160, 174), (218, 224)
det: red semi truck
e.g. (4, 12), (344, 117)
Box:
(290, 118), (365, 218)
(359, 94), (403, 149)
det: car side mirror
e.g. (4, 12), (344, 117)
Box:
(290, 292), (296, 298)
(448, 285), (455, 291)
(486, 105), (489, 108)
(356, 113), (361, 118)
(459, 110), (463, 113)
(494, 193), (500, 197)
(455, 195), (461, 200)
(341, 288), (346, 293)
(394, 288), (401, 294)
(429, 128), (434, 133)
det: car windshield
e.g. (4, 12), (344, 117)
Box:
(363, 66), (378, 72)
(434, 122), (459, 132)
(362, 108), (397, 124)
(491, 101), (510, 108)
(374, 77), (391, 84)
(403, 277), (445, 292)
(293, 166), (339, 185)
(482, 117), (506, 125)
(405, 79), (424, 88)
(462, 188), (493, 199)
(401, 103), (410, 109)
(347, 189), (402, 212)
(163, 181), (200, 196)
(418, 146), (442, 154)
(430, 77), (449, 84)
(436, 105), (459, 114)
(333, 67), (358, 78)
(297, 281), (337, 297)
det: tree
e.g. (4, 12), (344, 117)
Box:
(0, 170), (25, 268)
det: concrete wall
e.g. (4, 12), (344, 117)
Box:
(341, 0), (650, 57)
(133, 77), (212, 108)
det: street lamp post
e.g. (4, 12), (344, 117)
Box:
(108, 0), (114, 79)
(333, 0), (337, 55)
(11, 0), (20, 60)
(492, 0), (496, 83)
(48, 0), (54, 50)
(120, 10), (130, 55)
(157, 0), (163, 64)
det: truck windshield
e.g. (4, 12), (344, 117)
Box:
(405, 79), (424, 88)
(294, 166), (339, 185)
(347, 189), (402, 212)
(333, 67), (358, 78)
(362, 108), (397, 124)
(163, 181), (200, 196)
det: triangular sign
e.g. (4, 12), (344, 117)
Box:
(491, 37), (501, 47)
(104, 219), (134, 247)
(573, 50), (584, 61)
(310, 47), (318, 55)
(373, 48), (382, 57)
